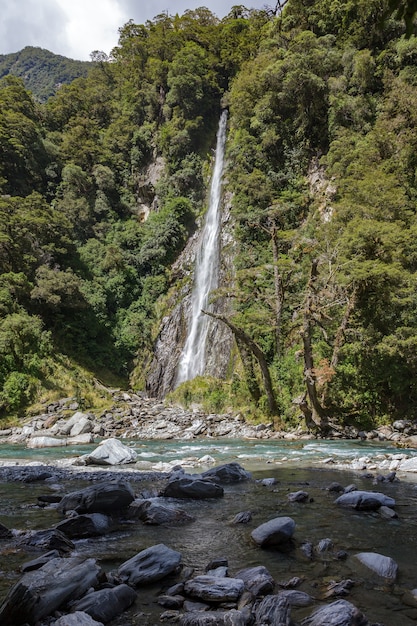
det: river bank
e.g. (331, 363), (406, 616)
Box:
(1, 392), (417, 479)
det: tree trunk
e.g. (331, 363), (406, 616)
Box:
(300, 259), (328, 432)
(271, 227), (285, 357)
(203, 310), (278, 415)
(236, 339), (262, 404)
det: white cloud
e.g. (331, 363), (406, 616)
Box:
(0, 0), (271, 61)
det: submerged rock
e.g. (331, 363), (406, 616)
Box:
(128, 498), (194, 525)
(118, 543), (182, 585)
(301, 599), (369, 625)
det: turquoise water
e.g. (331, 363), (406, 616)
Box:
(0, 437), (414, 470)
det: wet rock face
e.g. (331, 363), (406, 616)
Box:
(57, 481), (135, 514)
(117, 543), (182, 586)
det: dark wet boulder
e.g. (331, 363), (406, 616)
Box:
(0, 556), (101, 626)
(234, 565), (275, 596)
(21, 550), (60, 572)
(184, 575), (245, 603)
(0, 521), (12, 538)
(301, 599), (369, 625)
(118, 543), (182, 585)
(53, 612), (104, 626)
(335, 490), (395, 511)
(251, 516), (296, 548)
(17, 528), (74, 554)
(201, 463), (251, 484)
(71, 584), (137, 622)
(354, 552), (398, 580)
(57, 481), (135, 514)
(128, 499), (194, 525)
(158, 594), (185, 608)
(180, 609), (250, 625)
(162, 477), (224, 499)
(255, 594), (291, 625)
(56, 513), (112, 538)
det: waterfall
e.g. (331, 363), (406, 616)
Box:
(176, 110), (228, 385)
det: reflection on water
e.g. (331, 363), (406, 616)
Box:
(1, 461), (417, 625)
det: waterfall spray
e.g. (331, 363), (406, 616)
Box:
(176, 110), (228, 385)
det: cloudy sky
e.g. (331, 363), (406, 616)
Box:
(1, 0), (271, 61)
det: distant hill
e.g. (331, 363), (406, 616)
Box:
(0, 46), (92, 102)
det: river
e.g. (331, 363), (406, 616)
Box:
(0, 438), (417, 625)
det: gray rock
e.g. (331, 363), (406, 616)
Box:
(251, 516), (296, 548)
(118, 543), (182, 585)
(0, 557), (101, 625)
(128, 499), (194, 525)
(201, 463), (251, 483)
(335, 490), (395, 510)
(255, 594), (291, 625)
(56, 513), (111, 538)
(57, 481), (135, 514)
(301, 599), (369, 625)
(21, 550), (61, 572)
(59, 412), (91, 436)
(53, 612), (104, 626)
(80, 438), (137, 465)
(162, 477), (224, 499)
(288, 490), (309, 502)
(180, 609), (250, 625)
(158, 594), (185, 608)
(184, 576), (245, 603)
(17, 529), (74, 554)
(234, 565), (275, 596)
(71, 584), (137, 622)
(379, 505), (398, 519)
(27, 436), (67, 448)
(398, 456), (417, 472)
(278, 590), (313, 606)
(232, 511), (252, 524)
(354, 552), (398, 580)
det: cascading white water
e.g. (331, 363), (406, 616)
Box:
(176, 110), (228, 385)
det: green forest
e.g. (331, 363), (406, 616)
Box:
(1, 1), (417, 432)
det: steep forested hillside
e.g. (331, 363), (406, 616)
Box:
(0, 3), (416, 431)
(0, 47), (92, 102)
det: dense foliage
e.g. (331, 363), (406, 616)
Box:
(0, 47), (92, 102)
(0, 2), (416, 429)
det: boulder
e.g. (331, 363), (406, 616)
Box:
(184, 575), (244, 603)
(234, 565), (275, 596)
(354, 552), (398, 580)
(80, 438), (137, 466)
(128, 499), (194, 525)
(162, 477), (224, 499)
(398, 457), (417, 472)
(27, 436), (66, 448)
(57, 482), (135, 514)
(180, 609), (250, 625)
(201, 463), (251, 483)
(69, 415), (93, 437)
(53, 612), (104, 626)
(71, 584), (137, 623)
(288, 490), (309, 503)
(21, 550), (61, 572)
(278, 590), (313, 606)
(301, 599), (369, 625)
(0, 521), (12, 538)
(17, 529), (74, 554)
(251, 516), (296, 548)
(335, 490), (395, 510)
(255, 594), (291, 625)
(232, 511), (252, 524)
(56, 513), (111, 538)
(118, 543), (182, 585)
(0, 557), (101, 626)
(59, 412), (91, 436)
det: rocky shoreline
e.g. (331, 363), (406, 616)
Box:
(1, 392), (417, 477)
